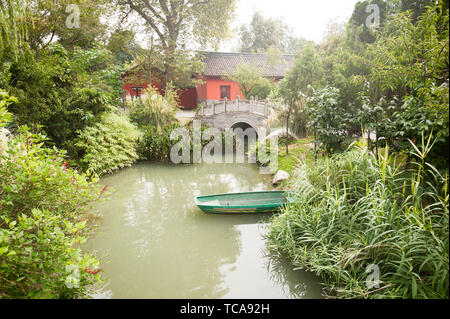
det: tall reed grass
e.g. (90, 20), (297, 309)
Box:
(267, 135), (449, 298)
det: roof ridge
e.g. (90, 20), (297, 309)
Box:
(201, 51), (295, 77)
(200, 51), (295, 57)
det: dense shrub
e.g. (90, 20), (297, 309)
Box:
(267, 139), (449, 298)
(227, 63), (275, 100)
(0, 91), (15, 128)
(305, 86), (355, 154)
(128, 87), (178, 130)
(0, 127), (102, 298)
(3, 44), (121, 157)
(136, 124), (180, 162)
(248, 77), (274, 100)
(136, 123), (240, 163)
(75, 112), (141, 176)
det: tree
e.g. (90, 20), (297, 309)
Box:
(121, 0), (236, 84)
(0, 0), (29, 70)
(239, 11), (292, 53)
(305, 86), (354, 155)
(26, 0), (109, 50)
(400, 0), (437, 22)
(363, 2), (449, 165)
(319, 17), (371, 138)
(226, 63), (274, 100)
(349, 0), (388, 43)
(278, 42), (325, 153)
(5, 43), (121, 156)
(285, 37), (315, 55)
(107, 29), (142, 64)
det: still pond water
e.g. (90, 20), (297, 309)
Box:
(85, 162), (322, 299)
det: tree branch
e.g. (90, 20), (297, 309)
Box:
(124, 0), (167, 48)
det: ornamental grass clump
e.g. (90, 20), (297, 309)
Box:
(267, 135), (449, 299)
(128, 86), (178, 130)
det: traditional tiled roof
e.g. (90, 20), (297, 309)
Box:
(200, 51), (295, 78)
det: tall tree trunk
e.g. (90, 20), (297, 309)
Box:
(286, 107), (291, 155)
(314, 128), (317, 162)
(375, 114), (379, 161)
(164, 40), (177, 87)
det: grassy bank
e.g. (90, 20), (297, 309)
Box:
(267, 139), (449, 298)
(276, 137), (315, 176)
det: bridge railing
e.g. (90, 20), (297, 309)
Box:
(197, 97), (280, 119)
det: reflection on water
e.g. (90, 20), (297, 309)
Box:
(85, 162), (322, 299)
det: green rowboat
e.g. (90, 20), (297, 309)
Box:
(195, 190), (287, 214)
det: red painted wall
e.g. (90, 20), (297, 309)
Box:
(123, 82), (149, 97)
(122, 76), (197, 109)
(123, 73), (247, 109)
(196, 76), (244, 101)
(177, 88), (198, 108)
(196, 75), (208, 101)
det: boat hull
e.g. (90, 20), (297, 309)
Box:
(195, 191), (287, 214)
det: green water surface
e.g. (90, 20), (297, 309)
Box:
(86, 162), (322, 299)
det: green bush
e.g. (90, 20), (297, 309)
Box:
(305, 86), (355, 155)
(248, 77), (274, 100)
(128, 87), (178, 130)
(226, 63), (275, 100)
(136, 124), (180, 162)
(4, 44), (120, 156)
(0, 127), (102, 298)
(0, 91), (15, 128)
(136, 123), (238, 163)
(75, 112), (141, 176)
(267, 138), (449, 298)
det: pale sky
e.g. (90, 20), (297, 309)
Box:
(220, 0), (360, 51)
(129, 0), (361, 51)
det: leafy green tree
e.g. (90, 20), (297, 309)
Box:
(107, 29), (142, 64)
(26, 0), (109, 50)
(226, 63), (274, 100)
(318, 18), (371, 139)
(400, 0), (437, 22)
(363, 2), (449, 165)
(278, 42), (325, 151)
(0, 0), (29, 63)
(349, 0), (388, 43)
(239, 11), (292, 53)
(3, 41), (126, 159)
(305, 86), (354, 155)
(121, 0), (236, 84)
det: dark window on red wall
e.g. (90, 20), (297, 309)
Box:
(220, 85), (231, 99)
(131, 86), (143, 97)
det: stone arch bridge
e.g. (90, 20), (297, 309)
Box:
(195, 98), (278, 133)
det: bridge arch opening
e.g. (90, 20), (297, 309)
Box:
(231, 122), (256, 132)
(230, 122), (258, 163)
(230, 122), (258, 140)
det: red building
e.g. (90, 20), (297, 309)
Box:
(122, 52), (295, 109)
